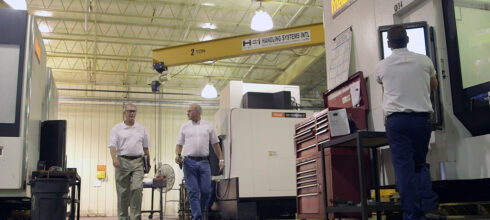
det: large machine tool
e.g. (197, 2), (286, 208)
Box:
(0, 9), (57, 200)
(209, 81), (314, 219)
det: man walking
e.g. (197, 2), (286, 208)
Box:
(375, 25), (444, 220)
(175, 103), (224, 220)
(109, 103), (151, 220)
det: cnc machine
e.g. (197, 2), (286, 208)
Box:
(0, 9), (56, 200)
(213, 81), (314, 219)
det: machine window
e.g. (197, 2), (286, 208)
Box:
(0, 44), (21, 124)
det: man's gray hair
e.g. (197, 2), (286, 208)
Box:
(124, 103), (137, 112)
(191, 103), (202, 114)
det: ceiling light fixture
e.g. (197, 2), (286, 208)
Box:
(4, 0), (27, 10)
(201, 35), (213, 41)
(35, 11), (53, 17)
(201, 22), (217, 30)
(38, 24), (50, 33)
(201, 84), (218, 99)
(251, 1), (273, 32)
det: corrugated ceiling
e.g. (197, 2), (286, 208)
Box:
(26, 0), (327, 107)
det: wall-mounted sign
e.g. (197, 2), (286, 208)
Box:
(328, 27), (352, 90)
(34, 36), (41, 63)
(97, 165), (106, 179)
(393, 0), (421, 13)
(331, 0), (357, 17)
(242, 30), (311, 51)
(271, 112), (306, 118)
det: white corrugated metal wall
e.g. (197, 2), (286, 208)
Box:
(58, 103), (217, 217)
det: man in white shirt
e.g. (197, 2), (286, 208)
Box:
(109, 103), (151, 220)
(175, 103), (224, 220)
(375, 25), (443, 220)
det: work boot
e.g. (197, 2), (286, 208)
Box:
(424, 210), (447, 220)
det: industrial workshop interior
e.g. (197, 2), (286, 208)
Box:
(0, 0), (489, 219)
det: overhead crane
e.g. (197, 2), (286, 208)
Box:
(152, 23), (325, 84)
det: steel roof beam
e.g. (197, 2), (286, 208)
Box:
(37, 16), (244, 35)
(47, 52), (284, 70)
(51, 68), (270, 83)
(58, 96), (219, 107)
(43, 32), (186, 46)
(28, 5), (321, 23)
(274, 45), (325, 84)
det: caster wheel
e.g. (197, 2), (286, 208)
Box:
(149, 214), (153, 219)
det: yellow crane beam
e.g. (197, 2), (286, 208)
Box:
(152, 23), (325, 67)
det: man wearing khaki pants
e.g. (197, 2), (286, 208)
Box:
(109, 103), (151, 220)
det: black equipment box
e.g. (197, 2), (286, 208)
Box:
(242, 91), (292, 109)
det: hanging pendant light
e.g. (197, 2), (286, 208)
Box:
(201, 84), (218, 99)
(251, 1), (273, 32)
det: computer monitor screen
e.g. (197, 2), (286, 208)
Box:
(379, 22), (429, 59)
(453, 3), (490, 89)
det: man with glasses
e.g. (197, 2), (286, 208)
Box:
(109, 103), (151, 220)
(175, 103), (224, 220)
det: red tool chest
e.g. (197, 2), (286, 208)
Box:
(295, 71), (371, 219)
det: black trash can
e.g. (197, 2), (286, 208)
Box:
(31, 178), (69, 220)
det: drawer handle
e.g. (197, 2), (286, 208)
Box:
(318, 139), (329, 145)
(296, 120), (315, 130)
(296, 174), (316, 180)
(297, 179), (317, 185)
(297, 124), (316, 134)
(296, 159), (316, 166)
(297, 193), (319, 197)
(295, 129), (313, 138)
(317, 113), (328, 120)
(317, 118), (328, 125)
(296, 136), (315, 144)
(316, 123), (328, 131)
(297, 143), (316, 152)
(316, 130), (327, 136)
(296, 169), (316, 175)
(297, 184), (318, 189)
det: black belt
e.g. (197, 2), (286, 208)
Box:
(388, 112), (430, 118)
(185, 156), (209, 161)
(119, 155), (142, 160)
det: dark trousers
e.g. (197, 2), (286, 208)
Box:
(386, 113), (438, 220)
(183, 158), (212, 220)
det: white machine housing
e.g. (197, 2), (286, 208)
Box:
(0, 9), (56, 197)
(215, 108), (313, 198)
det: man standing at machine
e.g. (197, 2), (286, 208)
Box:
(375, 25), (443, 220)
(175, 103), (224, 220)
(109, 103), (151, 220)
